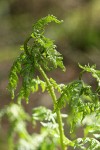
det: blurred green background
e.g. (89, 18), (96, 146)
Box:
(0, 0), (100, 149)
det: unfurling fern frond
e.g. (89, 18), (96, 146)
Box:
(8, 15), (65, 103)
(32, 15), (63, 35)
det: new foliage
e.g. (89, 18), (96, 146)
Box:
(0, 15), (100, 150)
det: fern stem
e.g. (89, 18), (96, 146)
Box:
(37, 65), (66, 150)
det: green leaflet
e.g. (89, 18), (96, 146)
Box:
(32, 106), (58, 129)
(82, 113), (100, 139)
(32, 106), (60, 142)
(32, 106), (67, 138)
(17, 77), (47, 103)
(7, 53), (25, 99)
(74, 137), (100, 150)
(32, 14), (63, 34)
(79, 64), (100, 88)
(49, 78), (64, 93)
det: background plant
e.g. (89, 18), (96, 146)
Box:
(0, 15), (100, 150)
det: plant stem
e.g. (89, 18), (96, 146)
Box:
(38, 65), (66, 150)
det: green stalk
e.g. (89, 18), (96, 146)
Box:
(38, 65), (66, 150)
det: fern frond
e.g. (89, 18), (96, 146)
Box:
(56, 80), (100, 131)
(8, 15), (65, 103)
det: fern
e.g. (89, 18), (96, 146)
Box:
(8, 15), (65, 103)
(56, 66), (100, 132)
(4, 15), (100, 150)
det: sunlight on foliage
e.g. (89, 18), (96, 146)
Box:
(1, 15), (100, 150)
(8, 15), (65, 103)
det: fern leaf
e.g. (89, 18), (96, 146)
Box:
(8, 15), (65, 103)
(56, 80), (100, 132)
